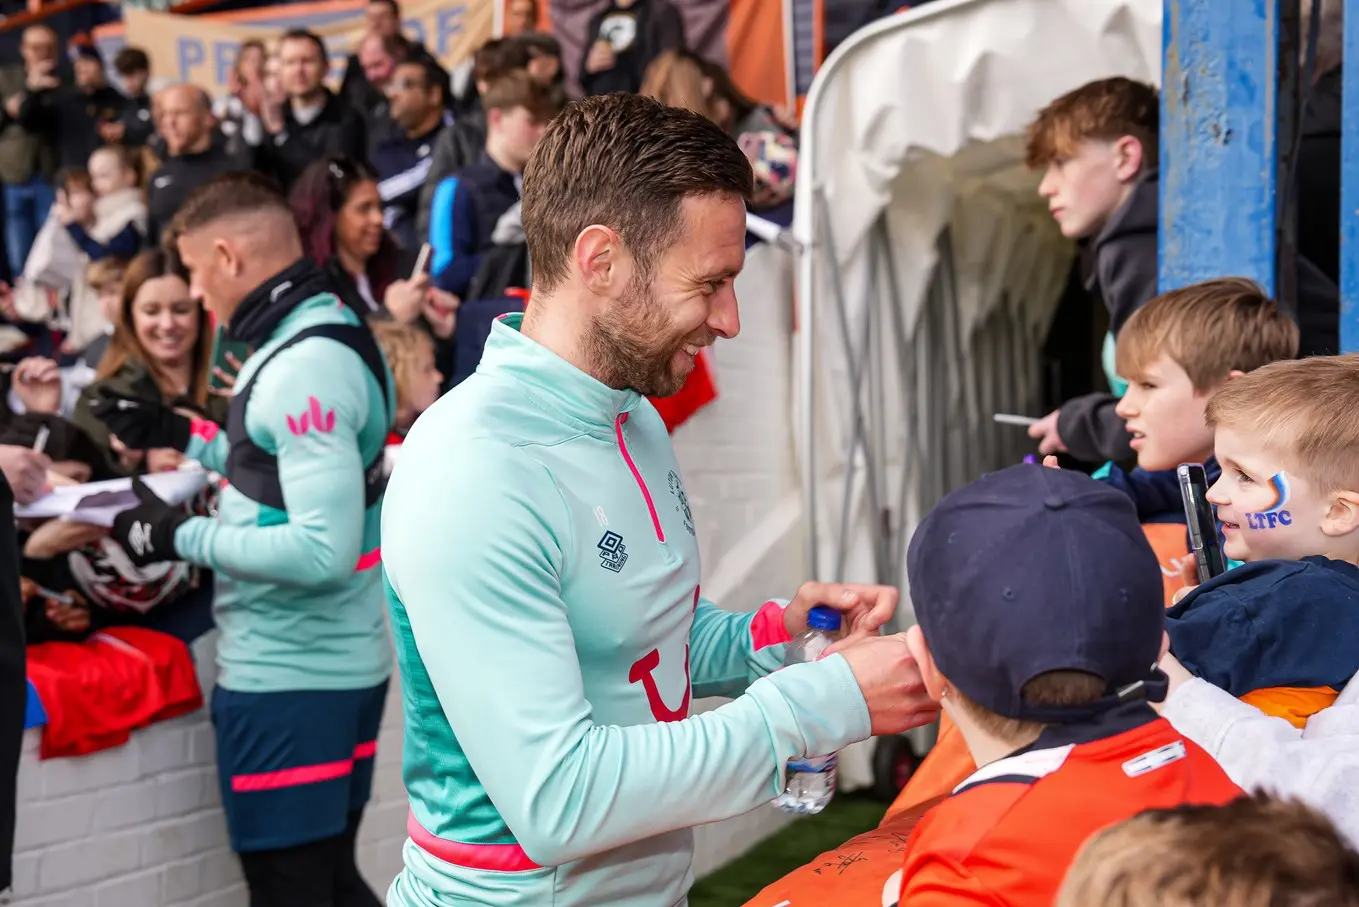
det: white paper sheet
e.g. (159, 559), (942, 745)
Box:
(15, 467), (210, 526)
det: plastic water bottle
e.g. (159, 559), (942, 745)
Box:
(773, 605), (841, 815)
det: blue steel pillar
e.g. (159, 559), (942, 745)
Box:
(1342, 0), (1359, 352)
(1160, 0), (1297, 302)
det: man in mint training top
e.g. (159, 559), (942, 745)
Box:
(89, 173), (394, 907)
(382, 94), (937, 907)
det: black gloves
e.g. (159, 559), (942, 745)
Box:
(88, 390), (191, 452)
(111, 479), (191, 566)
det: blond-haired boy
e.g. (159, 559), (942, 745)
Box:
(1057, 793), (1359, 907)
(1165, 355), (1359, 728)
(1097, 278), (1296, 527)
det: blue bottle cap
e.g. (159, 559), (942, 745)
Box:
(806, 605), (842, 632)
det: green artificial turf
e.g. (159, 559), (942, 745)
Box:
(689, 794), (888, 907)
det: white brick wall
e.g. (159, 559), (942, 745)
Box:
(11, 635), (410, 907)
(10, 244), (804, 903)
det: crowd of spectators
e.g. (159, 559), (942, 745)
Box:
(9, 2), (1354, 906)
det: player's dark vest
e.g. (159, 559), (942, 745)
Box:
(225, 323), (390, 510)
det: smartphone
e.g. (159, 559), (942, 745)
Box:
(210, 328), (252, 393)
(411, 244), (432, 280)
(993, 413), (1039, 427)
(1177, 463), (1226, 584)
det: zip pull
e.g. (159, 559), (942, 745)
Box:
(615, 412), (665, 543)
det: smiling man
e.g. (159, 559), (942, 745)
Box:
(88, 174), (395, 907)
(381, 93), (936, 907)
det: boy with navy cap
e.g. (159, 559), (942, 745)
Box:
(895, 464), (1239, 907)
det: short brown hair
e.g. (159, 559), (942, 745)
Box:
(951, 671), (1107, 743)
(473, 37), (530, 83)
(1206, 353), (1359, 494)
(172, 171), (290, 237)
(1025, 77), (1159, 169)
(481, 69), (563, 122)
(522, 93), (752, 293)
(114, 47), (149, 76)
(1115, 278), (1299, 391)
(57, 167), (91, 195)
(1057, 793), (1359, 907)
(86, 256), (128, 290)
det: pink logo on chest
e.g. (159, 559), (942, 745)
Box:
(286, 396), (336, 436)
(628, 588), (698, 723)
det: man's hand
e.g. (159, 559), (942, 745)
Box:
(25, 63), (58, 93)
(111, 478), (190, 566)
(0, 445), (51, 503)
(3, 94), (22, 119)
(146, 448), (186, 473)
(838, 633), (939, 735)
(1151, 651), (1196, 714)
(385, 273), (430, 323)
(12, 356), (62, 414)
(210, 350), (244, 398)
(87, 389), (191, 451)
(1027, 409), (1067, 456)
(784, 581), (899, 650)
(585, 39), (616, 74)
(23, 518), (108, 559)
(423, 289), (459, 338)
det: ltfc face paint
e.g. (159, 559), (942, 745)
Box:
(1245, 472), (1292, 530)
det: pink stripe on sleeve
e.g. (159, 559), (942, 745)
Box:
(407, 811), (542, 872)
(189, 418), (220, 442)
(750, 600), (792, 650)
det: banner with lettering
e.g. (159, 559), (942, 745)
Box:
(93, 0), (494, 97)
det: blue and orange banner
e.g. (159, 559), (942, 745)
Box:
(93, 0), (494, 96)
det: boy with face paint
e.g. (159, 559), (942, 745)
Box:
(1163, 355), (1359, 729)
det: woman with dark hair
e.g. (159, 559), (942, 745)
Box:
(290, 155), (457, 339)
(70, 247), (224, 478)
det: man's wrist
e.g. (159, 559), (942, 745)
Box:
(155, 509), (192, 560)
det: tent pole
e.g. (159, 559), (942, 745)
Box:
(815, 191), (885, 582)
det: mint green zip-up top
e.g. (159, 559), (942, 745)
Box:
(176, 294), (394, 693)
(381, 314), (872, 907)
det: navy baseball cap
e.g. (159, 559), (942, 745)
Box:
(906, 464), (1167, 723)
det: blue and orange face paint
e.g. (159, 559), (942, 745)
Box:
(1244, 472), (1292, 530)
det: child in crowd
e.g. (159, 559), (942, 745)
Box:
(13, 156), (144, 358)
(1164, 355), (1359, 728)
(1057, 794), (1359, 906)
(1100, 278), (1298, 518)
(895, 464), (1239, 906)
(371, 320), (444, 437)
(81, 256), (125, 371)
(56, 146), (145, 264)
